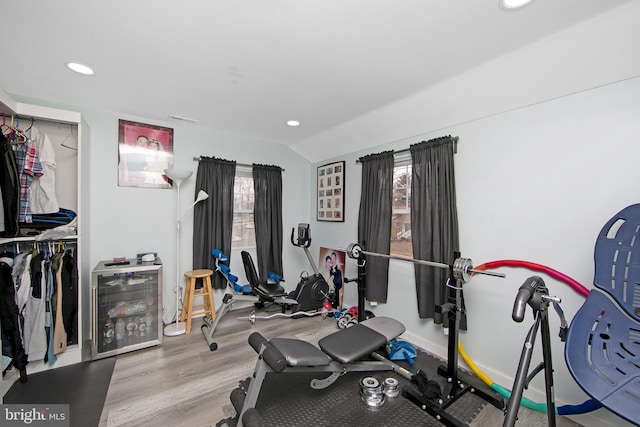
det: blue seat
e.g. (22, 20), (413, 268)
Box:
(565, 204), (640, 426)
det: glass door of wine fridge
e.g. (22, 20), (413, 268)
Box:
(92, 259), (163, 359)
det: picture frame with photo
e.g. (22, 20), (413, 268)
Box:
(117, 119), (174, 189)
(317, 160), (344, 222)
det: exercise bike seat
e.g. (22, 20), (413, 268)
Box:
(565, 204), (640, 426)
(241, 251), (287, 299)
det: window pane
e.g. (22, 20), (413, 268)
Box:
(233, 176), (256, 248)
(392, 165), (411, 211)
(234, 176), (254, 211)
(233, 212), (256, 248)
(390, 165), (413, 257)
(390, 214), (413, 257)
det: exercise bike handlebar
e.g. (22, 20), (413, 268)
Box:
(291, 225), (320, 274)
(290, 226), (311, 248)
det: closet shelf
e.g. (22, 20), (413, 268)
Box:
(0, 234), (78, 245)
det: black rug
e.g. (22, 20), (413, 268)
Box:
(2, 357), (116, 427)
(253, 349), (498, 426)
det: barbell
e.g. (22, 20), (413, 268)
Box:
(345, 243), (505, 282)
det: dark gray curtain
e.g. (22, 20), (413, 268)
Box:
(252, 164), (283, 280)
(410, 136), (464, 325)
(357, 151), (394, 303)
(193, 157), (236, 289)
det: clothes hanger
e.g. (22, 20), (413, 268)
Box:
(10, 115), (27, 144)
(1, 113), (14, 137)
(1, 114), (27, 144)
(25, 117), (34, 133)
(61, 124), (78, 150)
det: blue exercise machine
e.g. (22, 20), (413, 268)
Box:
(201, 249), (298, 351)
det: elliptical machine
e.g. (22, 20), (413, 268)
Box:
(288, 223), (330, 312)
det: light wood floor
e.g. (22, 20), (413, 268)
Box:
(98, 305), (581, 427)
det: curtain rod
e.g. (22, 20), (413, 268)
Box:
(356, 135), (459, 163)
(193, 156), (285, 171)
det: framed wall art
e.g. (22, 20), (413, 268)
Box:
(317, 160), (344, 222)
(318, 247), (346, 309)
(117, 119), (174, 189)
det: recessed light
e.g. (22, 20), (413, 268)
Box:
(286, 120), (300, 127)
(499, 0), (535, 10)
(65, 62), (95, 76)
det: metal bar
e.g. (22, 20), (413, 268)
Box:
(193, 156), (285, 171)
(358, 249), (450, 270)
(356, 136), (459, 163)
(469, 268), (506, 278)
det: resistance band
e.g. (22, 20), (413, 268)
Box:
(461, 260), (599, 415)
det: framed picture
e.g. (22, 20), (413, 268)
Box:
(317, 160), (344, 222)
(117, 119), (174, 189)
(318, 247), (346, 309)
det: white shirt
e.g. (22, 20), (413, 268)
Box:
(28, 126), (60, 214)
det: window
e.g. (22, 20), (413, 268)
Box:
(233, 167), (255, 249)
(391, 155), (413, 257)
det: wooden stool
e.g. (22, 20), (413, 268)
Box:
(180, 269), (216, 334)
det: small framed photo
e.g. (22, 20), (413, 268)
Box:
(117, 119), (174, 189)
(317, 160), (345, 222)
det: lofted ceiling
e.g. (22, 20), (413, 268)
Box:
(0, 0), (634, 160)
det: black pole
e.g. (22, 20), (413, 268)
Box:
(504, 313), (541, 427)
(540, 308), (557, 426)
(445, 253), (461, 382)
(504, 283), (557, 427)
(357, 252), (367, 322)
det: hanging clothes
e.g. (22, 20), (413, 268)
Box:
(52, 252), (67, 355)
(0, 132), (20, 237)
(44, 254), (58, 365)
(12, 251), (32, 318)
(0, 253), (28, 382)
(26, 126), (60, 214)
(62, 249), (78, 345)
(12, 135), (43, 223)
(24, 251), (47, 362)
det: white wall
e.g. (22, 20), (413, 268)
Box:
(308, 75), (640, 426)
(79, 109), (312, 323)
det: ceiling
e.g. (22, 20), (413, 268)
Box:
(0, 0), (634, 157)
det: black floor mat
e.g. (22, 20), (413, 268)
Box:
(3, 358), (116, 427)
(254, 349), (494, 426)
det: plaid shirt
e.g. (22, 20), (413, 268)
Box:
(12, 137), (43, 223)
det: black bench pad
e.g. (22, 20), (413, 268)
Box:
(270, 338), (331, 367)
(318, 324), (387, 364)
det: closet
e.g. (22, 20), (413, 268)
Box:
(0, 88), (90, 393)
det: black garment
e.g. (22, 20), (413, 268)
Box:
(0, 132), (20, 237)
(0, 260), (28, 380)
(62, 250), (78, 345)
(30, 252), (43, 299)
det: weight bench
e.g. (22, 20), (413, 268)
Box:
(228, 316), (406, 427)
(565, 204), (640, 426)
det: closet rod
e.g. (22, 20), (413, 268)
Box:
(356, 135), (459, 163)
(1, 113), (74, 127)
(193, 156), (285, 171)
